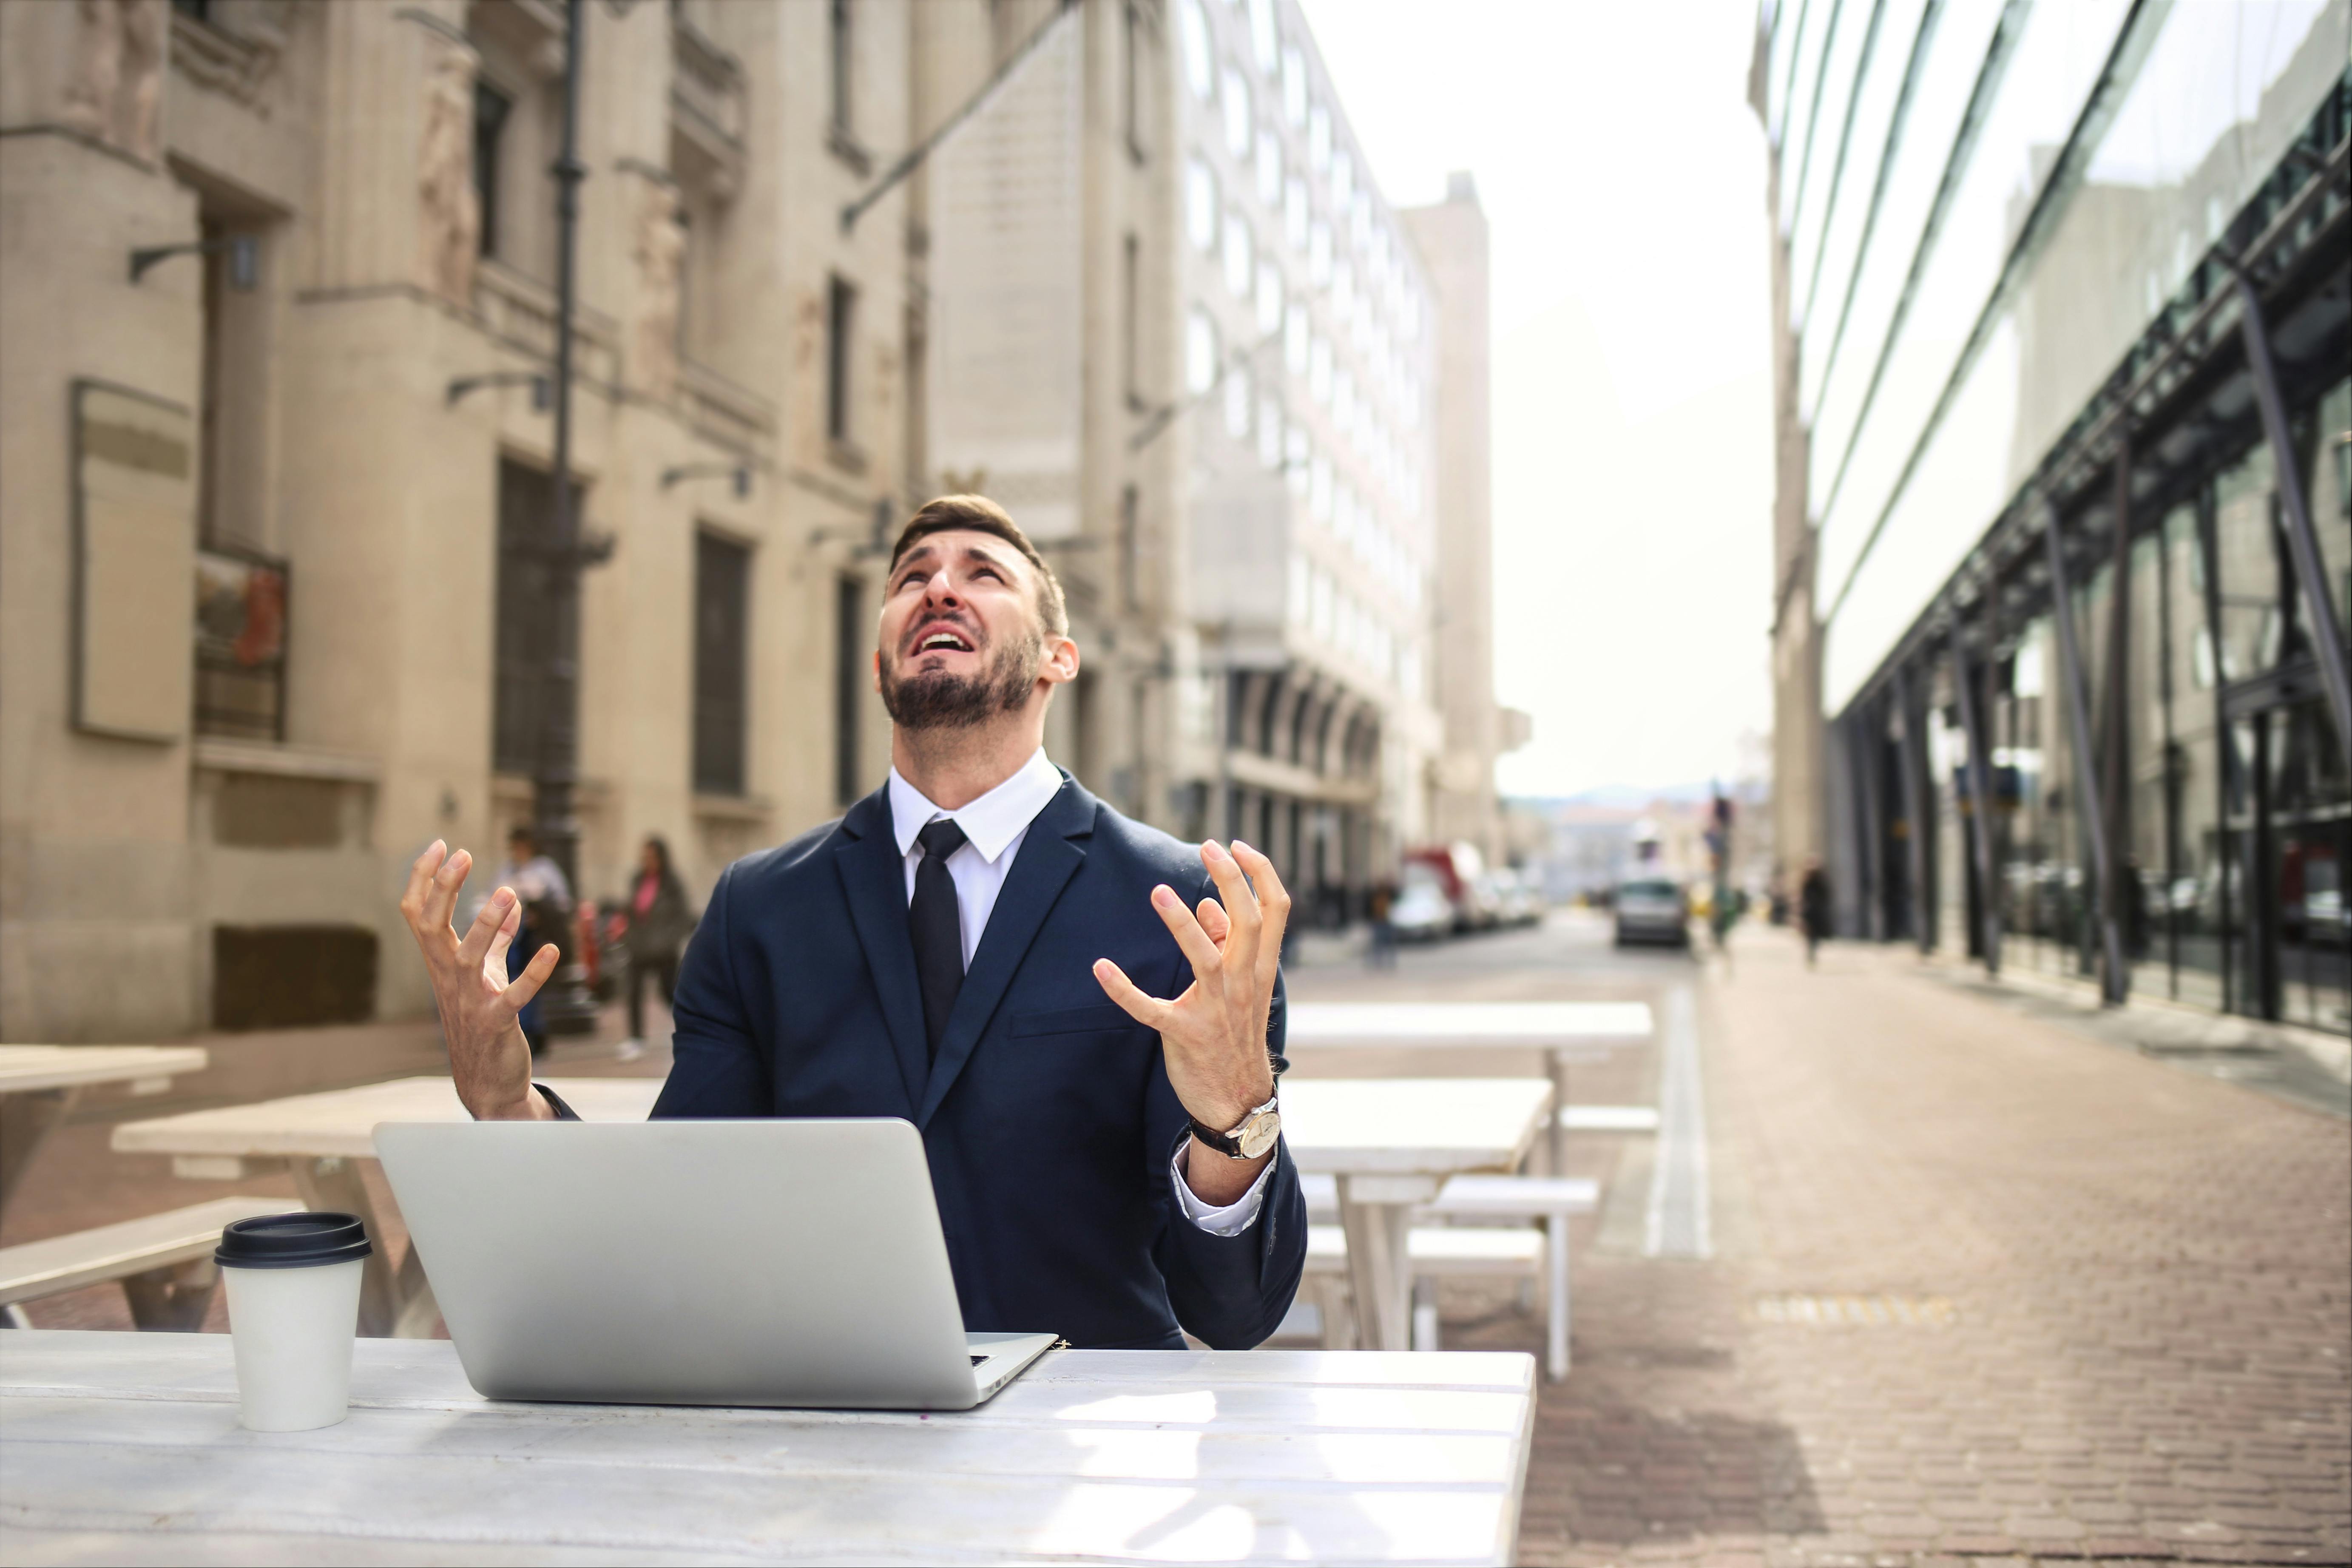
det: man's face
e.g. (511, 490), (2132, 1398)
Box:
(875, 530), (1066, 730)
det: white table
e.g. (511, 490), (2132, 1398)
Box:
(1280, 1077), (1555, 1354)
(1285, 1001), (1652, 1172)
(0, 1330), (1536, 1565)
(0, 1046), (209, 1220)
(111, 1077), (658, 1338)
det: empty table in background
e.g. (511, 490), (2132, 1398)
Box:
(111, 1076), (658, 1337)
(0, 1046), (209, 1220)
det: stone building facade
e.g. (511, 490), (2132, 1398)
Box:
(0, 0), (1504, 1044)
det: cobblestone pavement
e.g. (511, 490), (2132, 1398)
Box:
(1291, 918), (2350, 1568)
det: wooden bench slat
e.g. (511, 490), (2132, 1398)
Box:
(0, 1197), (302, 1305)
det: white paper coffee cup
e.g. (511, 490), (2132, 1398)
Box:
(216, 1212), (372, 1433)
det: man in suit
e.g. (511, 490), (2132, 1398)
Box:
(400, 494), (1306, 1349)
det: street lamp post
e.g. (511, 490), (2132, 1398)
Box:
(533, 0), (599, 1036)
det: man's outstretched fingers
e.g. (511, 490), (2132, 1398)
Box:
(400, 841), (448, 930)
(1227, 840), (1291, 985)
(421, 846), (472, 937)
(1150, 885), (1224, 982)
(498, 940), (562, 1013)
(454, 887), (517, 972)
(1093, 957), (1174, 1030)
(1197, 897), (1232, 947)
(1198, 842), (1262, 969)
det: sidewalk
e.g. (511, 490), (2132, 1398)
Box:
(1466, 926), (2351, 1568)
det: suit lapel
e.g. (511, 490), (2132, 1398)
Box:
(832, 787), (929, 1114)
(917, 778), (1095, 1127)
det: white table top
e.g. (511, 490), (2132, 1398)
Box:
(0, 1330), (1535, 1565)
(0, 1045), (209, 1095)
(1285, 1001), (1653, 1047)
(1279, 1077), (1554, 1177)
(113, 1073), (1553, 1182)
(111, 1077), (661, 1160)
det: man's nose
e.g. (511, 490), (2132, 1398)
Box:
(922, 572), (963, 609)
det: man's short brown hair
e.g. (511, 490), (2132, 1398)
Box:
(888, 495), (1069, 637)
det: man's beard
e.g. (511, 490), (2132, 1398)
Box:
(879, 625), (1042, 730)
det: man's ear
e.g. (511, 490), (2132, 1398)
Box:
(871, 647), (882, 694)
(1039, 634), (1080, 687)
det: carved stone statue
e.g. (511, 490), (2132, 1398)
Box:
(417, 44), (481, 306)
(635, 182), (687, 397)
(62, 0), (165, 160)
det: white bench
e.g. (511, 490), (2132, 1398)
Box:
(1558, 1105), (1660, 1133)
(1289, 1173), (1598, 1379)
(0, 1196), (301, 1331)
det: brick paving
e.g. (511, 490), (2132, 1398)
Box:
(1401, 924), (2352, 1568)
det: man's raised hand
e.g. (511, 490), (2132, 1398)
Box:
(398, 840), (557, 1121)
(1092, 839), (1289, 1144)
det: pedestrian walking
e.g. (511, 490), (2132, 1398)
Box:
(1366, 881), (1398, 970)
(1798, 855), (1831, 969)
(621, 836), (694, 1054)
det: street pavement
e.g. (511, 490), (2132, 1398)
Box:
(9, 910), (2348, 1567)
(1282, 912), (2350, 1568)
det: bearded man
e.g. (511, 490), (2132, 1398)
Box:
(400, 495), (1307, 1349)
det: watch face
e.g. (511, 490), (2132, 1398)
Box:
(1236, 1109), (1281, 1160)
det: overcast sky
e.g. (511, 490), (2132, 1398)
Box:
(1298, 0), (1779, 799)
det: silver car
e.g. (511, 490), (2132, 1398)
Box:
(1613, 877), (1690, 947)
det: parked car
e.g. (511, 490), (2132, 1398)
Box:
(1406, 842), (1497, 932)
(1495, 869), (1546, 928)
(1390, 866), (1457, 942)
(1613, 876), (1691, 947)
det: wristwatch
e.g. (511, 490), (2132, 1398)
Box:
(1189, 1093), (1282, 1160)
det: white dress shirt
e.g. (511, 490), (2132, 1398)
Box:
(889, 750), (1273, 1235)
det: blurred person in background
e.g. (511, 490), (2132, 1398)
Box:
(1366, 881), (1397, 970)
(494, 825), (571, 1056)
(621, 836), (694, 1057)
(1798, 855), (1831, 969)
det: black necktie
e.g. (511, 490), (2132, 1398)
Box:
(909, 819), (969, 1062)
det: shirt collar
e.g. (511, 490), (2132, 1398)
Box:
(887, 748), (1064, 864)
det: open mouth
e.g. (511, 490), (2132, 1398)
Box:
(913, 625), (975, 654)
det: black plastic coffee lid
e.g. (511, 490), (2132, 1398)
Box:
(215, 1211), (372, 1270)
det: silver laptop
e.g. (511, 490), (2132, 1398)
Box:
(373, 1118), (1058, 1410)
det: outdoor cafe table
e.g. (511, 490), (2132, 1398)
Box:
(1284, 1001), (1651, 1172)
(112, 1073), (1551, 1355)
(109, 1076), (657, 1339)
(0, 1045), (209, 1220)
(0, 1329), (1537, 1565)
(1279, 1077), (1555, 1355)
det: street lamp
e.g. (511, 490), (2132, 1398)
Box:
(531, 0), (600, 1038)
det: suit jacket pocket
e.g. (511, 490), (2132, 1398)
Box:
(1011, 1002), (1144, 1038)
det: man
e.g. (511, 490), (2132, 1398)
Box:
(401, 495), (1306, 1349)
(484, 825), (571, 1056)
(1798, 855), (1831, 969)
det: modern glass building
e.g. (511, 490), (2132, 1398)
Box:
(1754, 0), (2351, 1035)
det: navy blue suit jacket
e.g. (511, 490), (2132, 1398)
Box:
(645, 774), (1307, 1350)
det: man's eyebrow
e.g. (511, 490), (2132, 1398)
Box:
(891, 544), (939, 576)
(958, 543), (1014, 573)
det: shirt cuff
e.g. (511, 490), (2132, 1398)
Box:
(1170, 1142), (1272, 1236)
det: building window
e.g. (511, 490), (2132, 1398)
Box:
(1221, 68), (1252, 157)
(1179, 0), (1213, 99)
(836, 574), (865, 805)
(1185, 158), (1219, 252)
(473, 80), (512, 258)
(829, 0), (854, 138)
(1185, 307), (1220, 395)
(1224, 361), (1253, 440)
(1281, 44), (1306, 125)
(494, 460), (559, 774)
(1256, 126), (1283, 208)
(1255, 260), (1283, 336)
(694, 532), (751, 796)
(826, 274), (856, 445)
(1248, 0), (1278, 70)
